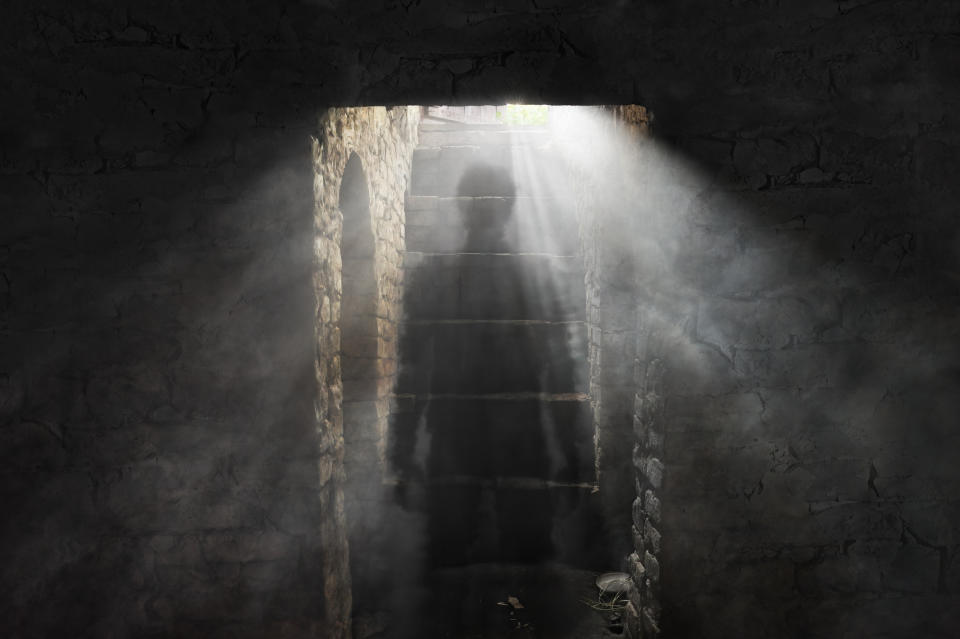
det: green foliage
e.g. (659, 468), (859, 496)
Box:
(495, 104), (549, 126)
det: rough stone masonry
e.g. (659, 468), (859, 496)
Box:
(2, 1), (960, 638)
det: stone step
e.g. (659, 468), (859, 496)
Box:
(412, 145), (561, 166)
(418, 128), (551, 147)
(395, 322), (588, 394)
(403, 252), (585, 321)
(385, 479), (604, 567)
(410, 146), (570, 197)
(388, 395), (594, 484)
(418, 120), (545, 131)
(405, 195), (578, 254)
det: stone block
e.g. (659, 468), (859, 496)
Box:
(643, 519), (661, 556)
(627, 551), (647, 585)
(632, 496), (644, 528)
(341, 360), (378, 392)
(632, 524), (645, 556)
(633, 452), (664, 490)
(643, 489), (661, 524)
(341, 335), (379, 359)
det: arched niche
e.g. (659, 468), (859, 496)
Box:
(338, 152), (382, 620)
(340, 152), (378, 482)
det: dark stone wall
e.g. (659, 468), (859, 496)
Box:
(1, 1), (958, 637)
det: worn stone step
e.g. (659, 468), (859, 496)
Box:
(403, 252), (585, 321)
(410, 146), (570, 197)
(388, 395), (594, 484)
(395, 322), (588, 394)
(412, 144), (562, 166)
(418, 121), (545, 132)
(418, 128), (552, 147)
(385, 479), (604, 567)
(405, 195), (578, 254)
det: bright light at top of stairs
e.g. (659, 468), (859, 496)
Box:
(497, 104), (550, 126)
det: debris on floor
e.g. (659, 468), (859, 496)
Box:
(362, 562), (634, 638)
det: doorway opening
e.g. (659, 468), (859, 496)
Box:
(316, 105), (657, 639)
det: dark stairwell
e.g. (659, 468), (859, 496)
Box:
(374, 110), (618, 638)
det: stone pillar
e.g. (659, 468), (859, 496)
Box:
(312, 106), (420, 636)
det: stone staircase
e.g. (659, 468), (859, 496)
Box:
(389, 116), (604, 569)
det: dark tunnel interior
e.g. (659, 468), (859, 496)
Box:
(3, 3), (960, 638)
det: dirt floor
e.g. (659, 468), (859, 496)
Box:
(355, 562), (627, 639)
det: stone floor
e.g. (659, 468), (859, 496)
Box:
(356, 562), (625, 639)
